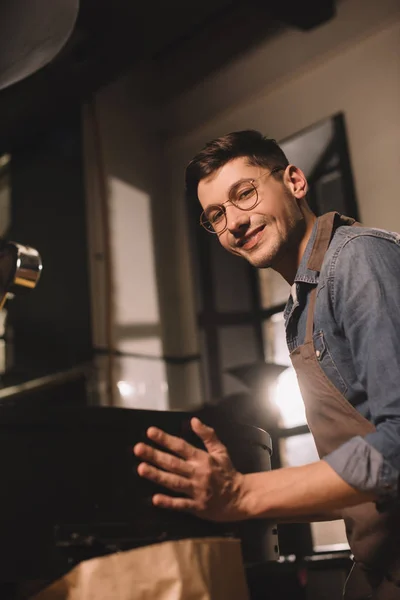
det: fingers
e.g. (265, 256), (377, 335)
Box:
(144, 427), (199, 460)
(190, 417), (226, 454)
(137, 462), (193, 496)
(152, 493), (196, 512)
(134, 442), (193, 477)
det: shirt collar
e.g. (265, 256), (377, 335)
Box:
(283, 220), (319, 326)
(293, 218), (320, 285)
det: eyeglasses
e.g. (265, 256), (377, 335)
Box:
(199, 167), (284, 234)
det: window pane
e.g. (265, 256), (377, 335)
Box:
(280, 433), (349, 552)
(314, 169), (347, 215)
(258, 268), (290, 309)
(210, 239), (252, 312)
(273, 366), (306, 428)
(280, 118), (334, 178)
(311, 520), (349, 553)
(219, 325), (260, 370)
(218, 325), (260, 396)
(94, 354), (169, 410)
(279, 433), (318, 468)
(263, 311), (291, 367)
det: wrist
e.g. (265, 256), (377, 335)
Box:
(235, 472), (264, 520)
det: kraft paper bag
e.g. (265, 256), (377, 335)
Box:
(32, 537), (250, 600)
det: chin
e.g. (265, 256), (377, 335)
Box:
(240, 245), (276, 268)
(244, 253), (274, 269)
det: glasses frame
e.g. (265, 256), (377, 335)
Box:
(199, 166), (285, 234)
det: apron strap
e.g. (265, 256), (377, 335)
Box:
(307, 212), (356, 272)
(305, 287), (318, 343)
(304, 212), (358, 344)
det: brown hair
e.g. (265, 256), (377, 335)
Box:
(185, 130), (289, 203)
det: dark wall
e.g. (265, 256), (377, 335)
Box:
(7, 109), (93, 375)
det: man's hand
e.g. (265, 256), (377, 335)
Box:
(133, 417), (249, 522)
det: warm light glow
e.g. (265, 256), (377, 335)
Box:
(272, 367), (306, 428)
(117, 379), (148, 400)
(0, 154), (11, 169)
(117, 380), (135, 398)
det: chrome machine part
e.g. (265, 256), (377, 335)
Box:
(0, 240), (42, 309)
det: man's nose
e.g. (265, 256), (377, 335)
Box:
(226, 205), (250, 234)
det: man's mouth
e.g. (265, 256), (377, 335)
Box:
(237, 225), (265, 250)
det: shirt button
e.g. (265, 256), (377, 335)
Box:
(315, 350), (321, 359)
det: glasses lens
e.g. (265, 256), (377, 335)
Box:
(230, 181), (258, 210)
(201, 205), (226, 233)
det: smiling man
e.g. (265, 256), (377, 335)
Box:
(134, 130), (400, 599)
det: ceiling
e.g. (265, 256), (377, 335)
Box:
(0, 0), (336, 153)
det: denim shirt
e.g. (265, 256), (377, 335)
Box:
(284, 217), (400, 499)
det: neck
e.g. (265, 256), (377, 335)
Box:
(273, 210), (317, 285)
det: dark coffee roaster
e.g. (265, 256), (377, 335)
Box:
(0, 403), (278, 581)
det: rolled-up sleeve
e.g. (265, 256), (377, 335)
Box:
(323, 233), (400, 499)
(324, 436), (399, 499)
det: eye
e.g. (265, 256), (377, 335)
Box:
(207, 207), (225, 223)
(238, 187), (254, 200)
(233, 184), (256, 204)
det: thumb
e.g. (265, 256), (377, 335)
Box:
(191, 417), (227, 454)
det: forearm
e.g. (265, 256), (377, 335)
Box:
(240, 459), (375, 521)
(277, 510), (343, 524)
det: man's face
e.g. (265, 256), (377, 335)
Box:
(197, 157), (307, 269)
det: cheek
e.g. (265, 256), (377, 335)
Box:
(218, 233), (240, 256)
(218, 232), (230, 251)
(264, 196), (298, 226)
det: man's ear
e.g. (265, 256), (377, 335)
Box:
(283, 165), (308, 199)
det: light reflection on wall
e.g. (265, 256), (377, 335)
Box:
(272, 366), (320, 467)
(88, 176), (168, 409)
(109, 177), (168, 409)
(272, 366), (306, 429)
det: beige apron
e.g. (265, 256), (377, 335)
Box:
(290, 212), (400, 599)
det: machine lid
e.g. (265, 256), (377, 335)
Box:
(0, 0), (79, 90)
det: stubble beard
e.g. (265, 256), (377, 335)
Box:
(244, 212), (306, 270)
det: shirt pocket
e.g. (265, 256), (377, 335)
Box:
(313, 331), (348, 396)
